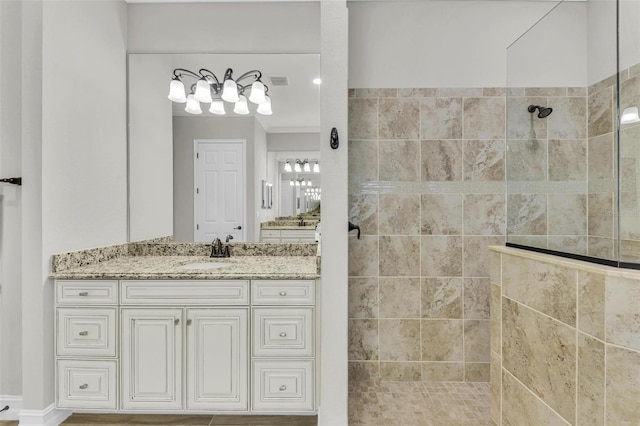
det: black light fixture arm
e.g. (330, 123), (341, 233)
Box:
(172, 68), (203, 81)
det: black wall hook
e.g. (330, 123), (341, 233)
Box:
(348, 221), (361, 239)
(330, 127), (339, 149)
(0, 177), (21, 186)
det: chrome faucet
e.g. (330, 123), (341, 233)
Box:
(298, 215), (305, 226)
(210, 237), (230, 258)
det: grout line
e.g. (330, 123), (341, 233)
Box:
(501, 293), (577, 330)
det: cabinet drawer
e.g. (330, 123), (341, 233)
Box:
(57, 308), (117, 357)
(261, 230), (280, 238)
(251, 280), (315, 305)
(252, 360), (314, 412)
(56, 281), (118, 305)
(121, 280), (249, 305)
(280, 230), (314, 239)
(57, 359), (117, 410)
(253, 308), (313, 357)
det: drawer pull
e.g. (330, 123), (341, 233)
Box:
(79, 384), (88, 390)
(78, 331), (88, 336)
(279, 385), (287, 391)
(279, 291), (287, 296)
(78, 291), (89, 296)
(174, 318), (180, 325)
(279, 332), (287, 337)
(187, 319), (192, 326)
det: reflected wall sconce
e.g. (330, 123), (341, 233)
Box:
(621, 107), (640, 124)
(168, 68), (272, 116)
(283, 159), (320, 173)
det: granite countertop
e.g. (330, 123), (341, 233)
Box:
(260, 225), (317, 230)
(51, 255), (320, 280)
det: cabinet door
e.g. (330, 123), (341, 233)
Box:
(186, 308), (248, 411)
(121, 308), (182, 410)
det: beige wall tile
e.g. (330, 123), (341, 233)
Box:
(577, 333), (605, 426)
(605, 345), (640, 425)
(349, 361), (379, 382)
(465, 363), (490, 382)
(507, 235), (548, 249)
(421, 139), (463, 181)
(349, 194), (378, 236)
(464, 278), (490, 320)
(588, 237), (616, 259)
(578, 271), (605, 340)
(548, 97), (587, 139)
(463, 236), (505, 278)
(490, 352), (501, 424)
(349, 139), (378, 188)
(355, 88), (397, 98)
(620, 239), (640, 263)
(421, 194), (463, 235)
(379, 319), (421, 361)
(502, 298), (576, 423)
(484, 88), (506, 97)
(506, 140), (547, 181)
(349, 319), (379, 360)
(568, 87), (587, 96)
(440, 88), (483, 97)
(463, 194), (505, 236)
(379, 236), (420, 276)
(398, 88), (438, 97)
(605, 276), (640, 351)
(379, 277), (420, 319)
(587, 192), (614, 238)
(490, 251), (501, 285)
(348, 236), (379, 277)
(502, 255), (577, 326)
(620, 191), (640, 241)
(507, 194), (547, 236)
(525, 87), (567, 96)
(420, 98), (463, 139)
(463, 97), (505, 139)
(379, 98), (420, 139)
(548, 139), (586, 181)
(506, 97), (548, 140)
(348, 88), (355, 98)
(421, 235), (463, 277)
(379, 362), (422, 381)
(588, 133), (615, 180)
(349, 277), (379, 319)
(421, 277), (463, 319)
(463, 140), (505, 181)
(490, 284), (501, 355)
(421, 362), (464, 381)
(379, 139), (420, 182)
(548, 236), (588, 256)
(620, 74), (640, 120)
(421, 319), (464, 361)
(465, 320), (490, 362)
(349, 98), (378, 139)
(548, 193), (587, 236)
(588, 87), (614, 138)
(379, 194), (420, 235)
(589, 75), (616, 96)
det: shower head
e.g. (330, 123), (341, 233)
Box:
(528, 104), (553, 118)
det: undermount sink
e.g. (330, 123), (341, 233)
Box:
(178, 262), (232, 270)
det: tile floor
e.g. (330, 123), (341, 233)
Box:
(0, 381), (490, 425)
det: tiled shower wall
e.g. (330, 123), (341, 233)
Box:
(347, 88), (506, 382)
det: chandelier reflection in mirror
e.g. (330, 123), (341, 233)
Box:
(168, 68), (272, 116)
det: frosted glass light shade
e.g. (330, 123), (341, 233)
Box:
(168, 79), (187, 103)
(233, 95), (250, 115)
(284, 161), (292, 172)
(289, 180), (294, 186)
(209, 100), (226, 115)
(194, 79), (213, 103)
(256, 96), (272, 115)
(248, 81), (266, 104)
(221, 79), (239, 103)
(621, 107), (640, 124)
(295, 180), (300, 186)
(313, 162), (320, 173)
(184, 95), (202, 114)
(303, 161), (311, 172)
(294, 161), (301, 173)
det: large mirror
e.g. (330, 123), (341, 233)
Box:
(128, 53), (320, 243)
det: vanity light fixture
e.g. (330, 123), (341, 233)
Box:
(168, 67), (273, 116)
(294, 161), (302, 173)
(289, 179), (294, 186)
(621, 107), (640, 124)
(303, 160), (311, 172)
(313, 78), (321, 85)
(295, 180), (301, 186)
(313, 161), (320, 173)
(284, 161), (292, 172)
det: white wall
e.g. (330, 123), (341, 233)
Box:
(0, 0), (23, 403)
(267, 132), (320, 151)
(348, 1), (576, 88)
(254, 120), (273, 232)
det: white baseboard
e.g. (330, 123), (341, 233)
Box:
(19, 404), (71, 426)
(0, 395), (22, 421)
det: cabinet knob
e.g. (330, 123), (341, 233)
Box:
(279, 291), (287, 296)
(78, 291), (89, 296)
(79, 384), (88, 390)
(279, 385), (287, 391)
(187, 319), (192, 326)
(279, 332), (287, 337)
(174, 318), (180, 325)
(78, 331), (88, 336)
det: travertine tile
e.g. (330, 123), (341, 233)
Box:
(379, 194), (420, 235)
(502, 369), (570, 426)
(379, 362), (422, 381)
(484, 87), (506, 97)
(348, 236), (379, 277)
(620, 191), (640, 241)
(502, 254), (577, 326)
(548, 139), (587, 181)
(490, 284), (501, 355)
(421, 194), (463, 235)
(379, 277), (420, 319)
(506, 139), (547, 181)
(379, 98), (420, 139)
(620, 239), (640, 263)
(379, 319), (421, 361)
(463, 140), (505, 181)
(355, 88), (397, 98)
(588, 133), (615, 180)
(420, 98), (463, 139)
(489, 251), (501, 285)
(349, 98), (378, 139)
(348, 139), (378, 189)
(379, 139), (420, 182)
(605, 345), (640, 425)
(465, 320), (490, 362)
(507, 234), (548, 249)
(502, 298), (576, 423)
(548, 193), (586, 236)
(463, 97), (505, 139)
(525, 87), (567, 96)
(421, 236), (463, 277)
(568, 87), (587, 96)
(421, 277), (463, 319)
(379, 236), (420, 276)
(465, 363), (490, 382)
(620, 74), (640, 121)
(349, 194), (378, 236)
(421, 319), (464, 361)
(605, 276), (640, 351)
(440, 87), (483, 97)
(349, 319), (379, 360)
(588, 192), (614, 238)
(464, 278), (490, 320)
(398, 88), (438, 97)
(463, 236), (505, 278)
(490, 352), (501, 424)
(588, 236), (616, 260)
(588, 87), (614, 138)
(348, 88), (356, 98)
(349, 361), (379, 382)
(421, 362), (465, 381)
(420, 139), (463, 181)
(348, 277), (379, 319)
(577, 333), (605, 426)
(507, 194), (547, 236)
(547, 97), (587, 139)
(578, 271), (605, 340)
(506, 96), (548, 140)
(548, 236), (588, 256)
(463, 194), (505, 236)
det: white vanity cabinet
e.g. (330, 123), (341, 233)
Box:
(54, 277), (316, 415)
(259, 229), (316, 242)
